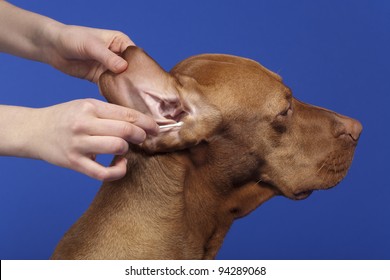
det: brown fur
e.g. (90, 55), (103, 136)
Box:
(51, 47), (362, 259)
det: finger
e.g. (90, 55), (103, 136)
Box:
(109, 34), (135, 53)
(92, 101), (159, 136)
(88, 44), (128, 73)
(77, 156), (128, 181)
(86, 119), (148, 144)
(83, 136), (130, 155)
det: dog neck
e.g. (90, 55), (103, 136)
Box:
(109, 146), (223, 259)
(96, 144), (276, 259)
(54, 144), (276, 260)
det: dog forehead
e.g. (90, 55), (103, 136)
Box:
(172, 53), (282, 83)
(172, 54), (288, 113)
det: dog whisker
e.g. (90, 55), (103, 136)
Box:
(316, 158), (328, 174)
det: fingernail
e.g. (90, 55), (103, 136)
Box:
(113, 59), (128, 72)
(118, 157), (128, 166)
(133, 131), (147, 145)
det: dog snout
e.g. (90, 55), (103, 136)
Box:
(334, 115), (363, 141)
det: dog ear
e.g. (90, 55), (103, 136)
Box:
(98, 46), (222, 153)
(98, 46), (183, 124)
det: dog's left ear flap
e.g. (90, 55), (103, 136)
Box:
(98, 46), (183, 124)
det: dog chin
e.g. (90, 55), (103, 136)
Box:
(290, 178), (345, 200)
(292, 190), (314, 200)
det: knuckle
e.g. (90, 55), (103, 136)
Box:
(79, 99), (97, 114)
(113, 30), (124, 36)
(70, 118), (87, 134)
(121, 123), (135, 139)
(112, 30), (131, 41)
(121, 123), (146, 144)
(124, 109), (139, 123)
(70, 99), (99, 133)
(67, 153), (81, 168)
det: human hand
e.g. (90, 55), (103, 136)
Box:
(0, 2), (133, 82)
(43, 24), (134, 83)
(30, 99), (159, 181)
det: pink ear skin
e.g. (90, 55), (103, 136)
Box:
(98, 46), (185, 125)
(98, 46), (222, 153)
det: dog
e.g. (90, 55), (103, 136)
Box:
(51, 46), (362, 259)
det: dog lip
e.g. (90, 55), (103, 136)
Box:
(293, 190), (314, 200)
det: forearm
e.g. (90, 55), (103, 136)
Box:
(0, 0), (63, 62)
(0, 105), (42, 159)
(0, 100), (158, 181)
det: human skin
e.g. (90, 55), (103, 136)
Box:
(0, 1), (159, 181)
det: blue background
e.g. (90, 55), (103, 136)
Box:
(0, 0), (389, 260)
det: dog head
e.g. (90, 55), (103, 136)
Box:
(99, 46), (362, 203)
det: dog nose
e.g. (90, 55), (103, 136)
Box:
(335, 115), (363, 141)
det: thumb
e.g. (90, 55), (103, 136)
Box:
(89, 44), (128, 73)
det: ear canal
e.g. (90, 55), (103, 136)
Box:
(98, 46), (184, 124)
(142, 97), (222, 153)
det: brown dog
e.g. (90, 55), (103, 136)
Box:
(51, 46), (362, 259)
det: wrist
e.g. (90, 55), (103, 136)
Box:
(0, 106), (45, 160)
(35, 20), (66, 65)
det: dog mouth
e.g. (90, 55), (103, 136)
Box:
(261, 147), (356, 201)
(291, 148), (356, 200)
(261, 181), (316, 200)
(291, 177), (345, 200)
(293, 190), (314, 200)
(291, 177), (344, 200)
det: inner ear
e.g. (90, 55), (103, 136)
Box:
(98, 46), (185, 124)
(98, 46), (223, 153)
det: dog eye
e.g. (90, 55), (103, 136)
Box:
(278, 104), (292, 117)
(279, 109), (289, 117)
